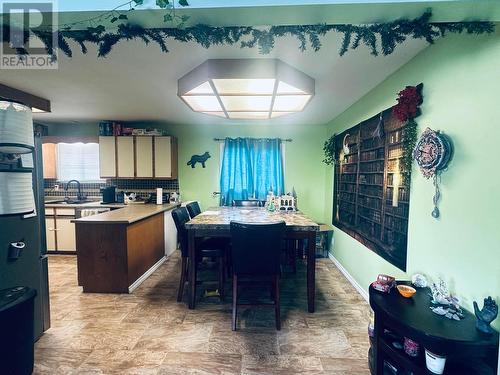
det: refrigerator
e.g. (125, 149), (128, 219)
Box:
(0, 130), (50, 339)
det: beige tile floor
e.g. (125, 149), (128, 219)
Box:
(34, 252), (372, 374)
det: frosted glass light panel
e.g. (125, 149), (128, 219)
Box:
(0, 171), (35, 215)
(213, 79), (275, 95)
(178, 59), (314, 120)
(0, 101), (34, 154)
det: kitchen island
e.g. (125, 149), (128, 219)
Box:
(72, 203), (179, 293)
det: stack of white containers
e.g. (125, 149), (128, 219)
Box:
(0, 101), (35, 216)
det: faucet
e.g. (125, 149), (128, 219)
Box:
(65, 180), (86, 202)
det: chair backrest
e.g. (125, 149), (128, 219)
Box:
(232, 199), (262, 207)
(230, 221), (286, 276)
(171, 207), (191, 257)
(186, 201), (201, 218)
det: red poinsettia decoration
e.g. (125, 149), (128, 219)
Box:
(392, 83), (423, 123)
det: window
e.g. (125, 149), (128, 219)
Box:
(56, 143), (101, 182)
(219, 138), (285, 205)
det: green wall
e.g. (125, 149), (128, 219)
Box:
(325, 30), (500, 329)
(160, 123), (327, 223)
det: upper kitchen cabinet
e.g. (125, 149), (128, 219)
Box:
(42, 143), (57, 179)
(99, 136), (117, 178)
(135, 136), (153, 178)
(97, 136), (177, 179)
(116, 137), (135, 178)
(154, 136), (177, 179)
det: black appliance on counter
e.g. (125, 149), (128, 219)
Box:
(101, 186), (116, 204)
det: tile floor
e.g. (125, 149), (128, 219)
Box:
(34, 253), (372, 374)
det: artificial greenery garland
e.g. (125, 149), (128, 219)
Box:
(1, 10), (494, 59)
(322, 134), (336, 166)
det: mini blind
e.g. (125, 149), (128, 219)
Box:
(56, 143), (101, 181)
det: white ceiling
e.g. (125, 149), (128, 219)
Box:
(0, 32), (428, 126)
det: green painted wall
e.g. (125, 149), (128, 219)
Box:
(160, 123), (327, 223)
(325, 30), (500, 329)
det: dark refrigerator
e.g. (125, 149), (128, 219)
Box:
(0, 130), (50, 340)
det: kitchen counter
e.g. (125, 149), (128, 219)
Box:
(45, 200), (127, 209)
(71, 203), (179, 224)
(72, 202), (179, 293)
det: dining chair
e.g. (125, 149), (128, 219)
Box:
(186, 201), (201, 218)
(230, 221), (286, 331)
(232, 199), (263, 207)
(172, 207), (226, 302)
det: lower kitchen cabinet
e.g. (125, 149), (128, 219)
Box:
(45, 207), (76, 253)
(56, 218), (76, 251)
(45, 217), (56, 251)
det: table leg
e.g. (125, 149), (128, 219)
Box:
(307, 231), (316, 313)
(188, 228), (197, 309)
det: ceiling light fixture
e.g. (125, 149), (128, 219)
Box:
(178, 59), (314, 120)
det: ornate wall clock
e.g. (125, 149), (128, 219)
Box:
(413, 127), (453, 218)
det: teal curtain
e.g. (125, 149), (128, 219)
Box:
(220, 137), (284, 206)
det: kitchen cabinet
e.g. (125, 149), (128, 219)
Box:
(45, 217), (56, 251)
(154, 136), (177, 178)
(56, 218), (76, 251)
(97, 136), (177, 179)
(99, 136), (116, 178)
(42, 143), (57, 179)
(135, 136), (153, 178)
(45, 207), (76, 253)
(116, 137), (135, 178)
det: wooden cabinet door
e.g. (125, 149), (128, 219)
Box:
(99, 136), (116, 178)
(42, 143), (57, 179)
(116, 137), (135, 178)
(56, 217), (76, 252)
(154, 136), (173, 178)
(135, 136), (153, 178)
(45, 217), (56, 251)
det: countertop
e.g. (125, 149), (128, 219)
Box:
(45, 200), (127, 209)
(71, 203), (180, 224)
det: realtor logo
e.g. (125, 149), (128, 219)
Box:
(1, 1), (58, 69)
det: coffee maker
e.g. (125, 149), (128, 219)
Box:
(100, 186), (116, 204)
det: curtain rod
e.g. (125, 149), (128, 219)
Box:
(213, 138), (292, 142)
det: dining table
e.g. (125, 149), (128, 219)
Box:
(185, 206), (319, 312)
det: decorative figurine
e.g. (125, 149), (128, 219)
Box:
(187, 151), (211, 168)
(473, 297), (498, 334)
(371, 274), (396, 293)
(429, 278), (464, 321)
(413, 128), (453, 218)
(411, 273), (428, 288)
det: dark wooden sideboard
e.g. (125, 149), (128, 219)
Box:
(369, 283), (499, 375)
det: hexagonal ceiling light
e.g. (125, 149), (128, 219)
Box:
(178, 59), (315, 120)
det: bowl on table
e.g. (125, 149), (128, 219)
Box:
(397, 284), (416, 298)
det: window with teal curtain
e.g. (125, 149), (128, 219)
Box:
(220, 137), (284, 206)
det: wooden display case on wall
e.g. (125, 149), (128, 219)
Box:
(332, 108), (410, 271)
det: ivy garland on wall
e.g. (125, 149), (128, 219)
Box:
(0, 10), (494, 59)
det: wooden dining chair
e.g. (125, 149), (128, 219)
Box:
(186, 201), (201, 218)
(172, 207), (226, 302)
(232, 199), (263, 207)
(230, 221), (286, 331)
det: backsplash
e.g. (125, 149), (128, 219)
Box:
(44, 179), (179, 200)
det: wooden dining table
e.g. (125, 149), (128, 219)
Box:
(185, 206), (319, 312)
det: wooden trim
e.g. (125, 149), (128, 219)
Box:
(0, 83), (51, 112)
(170, 137), (178, 179)
(133, 136), (137, 178)
(42, 136), (98, 144)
